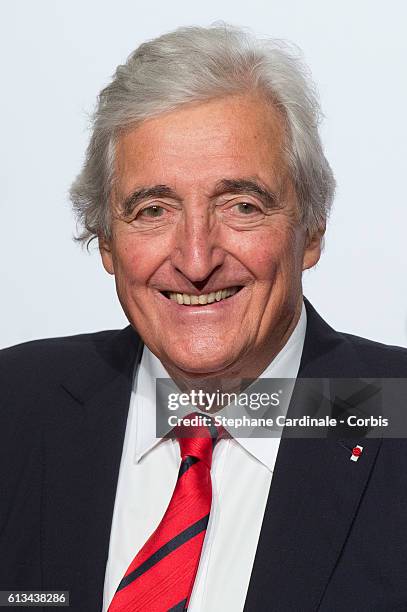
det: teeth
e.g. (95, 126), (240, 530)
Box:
(167, 287), (239, 306)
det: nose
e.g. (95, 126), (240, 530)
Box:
(170, 204), (225, 284)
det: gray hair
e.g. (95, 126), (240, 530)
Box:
(70, 23), (335, 245)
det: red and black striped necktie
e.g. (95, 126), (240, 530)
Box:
(108, 417), (223, 612)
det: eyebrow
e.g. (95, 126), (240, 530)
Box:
(213, 179), (280, 208)
(122, 185), (178, 216)
(121, 178), (280, 216)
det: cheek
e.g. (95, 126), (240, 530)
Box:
(230, 224), (302, 281)
(111, 237), (159, 289)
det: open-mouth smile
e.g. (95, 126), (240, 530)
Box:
(161, 286), (243, 306)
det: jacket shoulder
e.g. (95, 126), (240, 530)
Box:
(301, 299), (407, 377)
(340, 331), (407, 376)
(0, 329), (120, 375)
(0, 329), (132, 410)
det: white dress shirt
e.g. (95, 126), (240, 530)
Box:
(103, 303), (307, 611)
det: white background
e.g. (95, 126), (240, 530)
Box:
(1, 0), (406, 349)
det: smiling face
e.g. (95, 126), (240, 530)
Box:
(100, 94), (323, 380)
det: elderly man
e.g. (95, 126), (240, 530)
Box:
(1, 24), (407, 612)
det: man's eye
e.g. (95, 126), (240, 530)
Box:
(234, 202), (260, 215)
(138, 205), (165, 218)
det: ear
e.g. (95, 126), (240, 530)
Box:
(302, 224), (325, 271)
(98, 237), (115, 275)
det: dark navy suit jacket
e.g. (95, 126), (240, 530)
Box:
(1, 299), (407, 611)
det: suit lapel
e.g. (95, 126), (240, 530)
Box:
(45, 326), (143, 611)
(81, 377), (138, 608)
(244, 299), (383, 611)
(243, 438), (381, 611)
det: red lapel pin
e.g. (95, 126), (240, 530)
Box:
(350, 445), (364, 462)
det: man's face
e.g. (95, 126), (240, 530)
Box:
(101, 94), (322, 377)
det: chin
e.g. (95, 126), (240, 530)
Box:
(163, 345), (237, 377)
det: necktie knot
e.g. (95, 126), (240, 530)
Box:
(176, 413), (224, 469)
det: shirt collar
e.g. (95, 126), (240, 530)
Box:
(132, 301), (307, 471)
(235, 302), (307, 470)
(133, 347), (170, 463)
